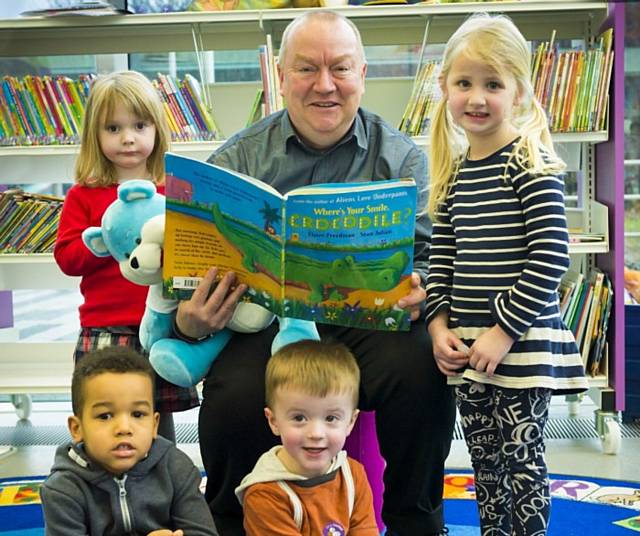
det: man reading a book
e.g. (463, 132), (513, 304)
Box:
(174, 10), (455, 536)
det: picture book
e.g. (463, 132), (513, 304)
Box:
(163, 153), (418, 331)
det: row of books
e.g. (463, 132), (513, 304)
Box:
(1, 74), (93, 146)
(559, 268), (613, 377)
(246, 37), (284, 128)
(0, 73), (220, 147)
(399, 28), (614, 137)
(532, 28), (613, 133)
(398, 60), (440, 137)
(152, 73), (221, 142)
(0, 189), (64, 254)
(258, 35), (284, 119)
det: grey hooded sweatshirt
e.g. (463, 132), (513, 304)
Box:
(40, 436), (218, 536)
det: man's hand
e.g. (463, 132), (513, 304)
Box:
(147, 530), (183, 536)
(175, 268), (247, 340)
(428, 313), (469, 376)
(468, 324), (514, 377)
(396, 272), (426, 322)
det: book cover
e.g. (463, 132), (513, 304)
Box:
(184, 74), (221, 138)
(566, 278), (587, 335)
(588, 275), (613, 376)
(562, 271), (584, 327)
(573, 283), (593, 349)
(163, 153), (418, 331)
(559, 269), (582, 318)
(581, 268), (605, 366)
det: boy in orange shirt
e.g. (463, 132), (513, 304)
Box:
(235, 340), (378, 535)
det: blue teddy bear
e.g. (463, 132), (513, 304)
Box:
(82, 180), (318, 387)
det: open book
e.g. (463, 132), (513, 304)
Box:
(163, 153), (417, 331)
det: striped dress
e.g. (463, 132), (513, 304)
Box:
(425, 140), (588, 394)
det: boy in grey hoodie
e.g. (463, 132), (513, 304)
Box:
(40, 346), (217, 536)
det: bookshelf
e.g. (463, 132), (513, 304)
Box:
(0, 142), (221, 184)
(0, 2), (623, 438)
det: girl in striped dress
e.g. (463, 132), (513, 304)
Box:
(425, 13), (588, 536)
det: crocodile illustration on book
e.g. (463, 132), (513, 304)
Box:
(212, 203), (409, 303)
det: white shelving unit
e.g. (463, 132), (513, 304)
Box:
(0, 142), (222, 185)
(0, 3), (614, 424)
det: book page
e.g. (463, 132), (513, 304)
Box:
(282, 179), (417, 331)
(163, 153), (284, 306)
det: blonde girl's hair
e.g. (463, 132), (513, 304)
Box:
(265, 340), (360, 410)
(428, 13), (566, 220)
(75, 70), (171, 187)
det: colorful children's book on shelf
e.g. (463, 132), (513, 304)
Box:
(0, 189), (63, 254)
(163, 153), (418, 331)
(532, 27), (613, 133)
(398, 60), (440, 137)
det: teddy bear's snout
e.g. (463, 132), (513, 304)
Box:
(130, 257), (140, 270)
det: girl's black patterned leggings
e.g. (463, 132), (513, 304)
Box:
(455, 382), (553, 536)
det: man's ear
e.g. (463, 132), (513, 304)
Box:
(346, 409), (360, 437)
(278, 63), (285, 97)
(68, 415), (83, 444)
(264, 407), (281, 437)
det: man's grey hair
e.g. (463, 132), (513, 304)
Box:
(278, 10), (366, 66)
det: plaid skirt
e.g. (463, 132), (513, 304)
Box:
(74, 326), (199, 413)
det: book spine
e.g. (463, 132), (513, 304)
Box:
(60, 77), (84, 136)
(24, 76), (55, 143)
(155, 80), (182, 141)
(55, 76), (80, 139)
(167, 75), (198, 140)
(158, 73), (190, 140)
(184, 74), (219, 136)
(18, 78), (46, 143)
(33, 76), (61, 140)
(560, 51), (576, 132)
(0, 84), (16, 143)
(258, 45), (272, 117)
(2, 78), (28, 142)
(179, 79), (207, 136)
(12, 78), (38, 142)
(43, 76), (71, 141)
(586, 46), (602, 131)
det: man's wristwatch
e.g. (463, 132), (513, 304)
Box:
(173, 317), (212, 343)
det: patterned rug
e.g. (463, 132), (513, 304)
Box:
(1, 473), (639, 534)
(443, 471), (640, 535)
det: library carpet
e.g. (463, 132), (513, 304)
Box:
(1, 473), (639, 535)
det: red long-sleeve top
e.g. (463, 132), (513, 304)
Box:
(54, 183), (164, 328)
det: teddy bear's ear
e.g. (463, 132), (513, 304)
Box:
(82, 226), (111, 257)
(118, 179), (157, 203)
